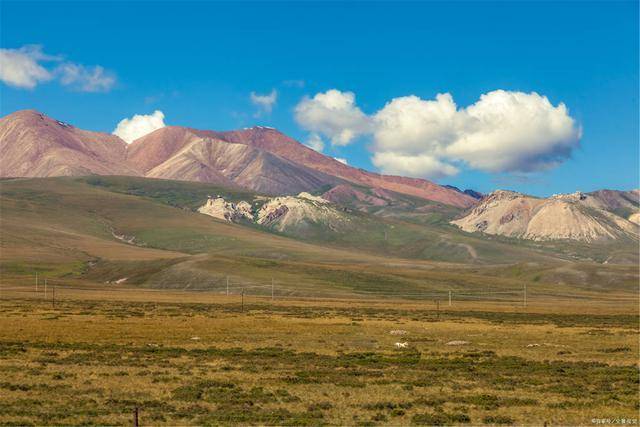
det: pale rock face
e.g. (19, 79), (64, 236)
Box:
(197, 197), (254, 222)
(451, 190), (639, 242)
(256, 192), (344, 232)
(523, 200), (616, 241)
(197, 192), (344, 233)
(629, 212), (640, 225)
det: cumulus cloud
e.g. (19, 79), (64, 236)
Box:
(294, 89), (371, 146)
(250, 89), (277, 115)
(305, 133), (325, 152)
(373, 94), (459, 156)
(372, 151), (459, 179)
(0, 45), (54, 89)
(295, 88), (581, 179)
(445, 90), (581, 172)
(113, 110), (166, 144)
(0, 44), (116, 92)
(372, 90), (580, 176)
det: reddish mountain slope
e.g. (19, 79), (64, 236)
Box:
(130, 125), (473, 206)
(130, 128), (339, 194)
(214, 127), (475, 208)
(0, 110), (139, 177)
(0, 110), (474, 207)
(126, 126), (210, 173)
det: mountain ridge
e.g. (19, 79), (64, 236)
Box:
(0, 109), (139, 177)
(0, 109), (475, 208)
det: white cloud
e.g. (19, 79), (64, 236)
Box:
(250, 89), (277, 115)
(373, 93), (459, 155)
(334, 157), (348, 165)
(0, 44), (116, 92)
(305, 133), (325, 152)
(372, 151), (459, 179)
(113, 110), (166, 144)
(0, 45), (54, 89)
(294, 89), (371, 146)
(295, 88), (581, 179)
(56, 63), (115, 92)
(446, 90), (581, 172)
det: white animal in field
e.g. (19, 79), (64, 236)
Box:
(395, 342), (409, 349)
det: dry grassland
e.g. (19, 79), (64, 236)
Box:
(0, 284), (637, 426)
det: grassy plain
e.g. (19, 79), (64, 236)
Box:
(0, 285), (638, 426)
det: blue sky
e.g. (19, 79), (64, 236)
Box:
(1, 1), (638, 196)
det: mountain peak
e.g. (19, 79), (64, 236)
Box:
(0, 109), (135, 178)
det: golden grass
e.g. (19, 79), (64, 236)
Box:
(0, 287), (638, 426)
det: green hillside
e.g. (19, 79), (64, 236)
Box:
(1, 176), (637, 298)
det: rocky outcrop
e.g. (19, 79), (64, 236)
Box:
(451, 190), (639, 242)
(256, 193), (345, 232)
(197, 193), (347, 233)
(197, 197), (254, 222)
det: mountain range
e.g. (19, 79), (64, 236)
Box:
(1, 109), (638, 250)
(0, 110), (475, 208)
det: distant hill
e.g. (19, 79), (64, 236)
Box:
(443, 185), (483, 200)
(452, 190), (639, 243)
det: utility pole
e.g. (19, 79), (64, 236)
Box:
(448, 290), (452, 307)
(436, 300), (440, 320)
(133, 407), (139, 427)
